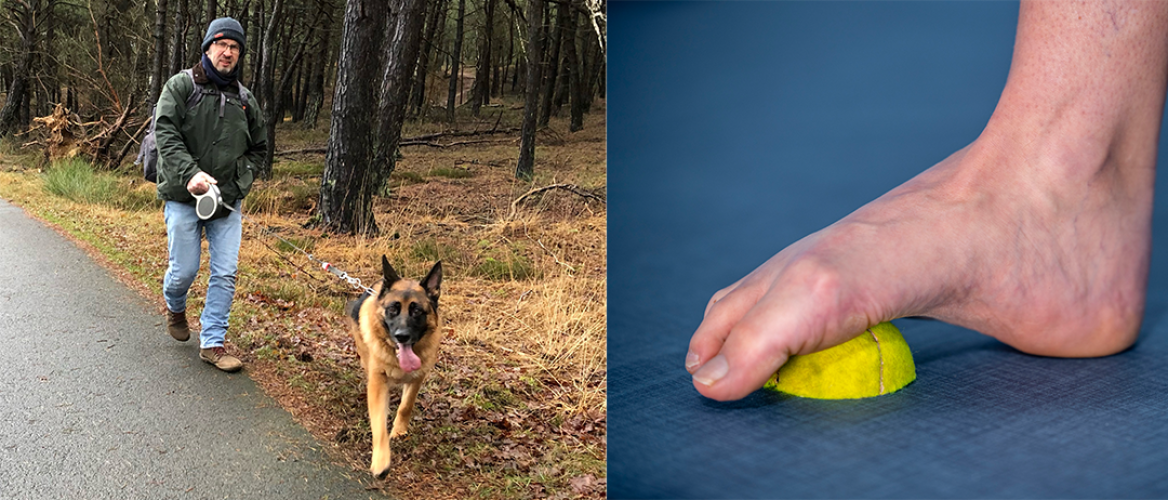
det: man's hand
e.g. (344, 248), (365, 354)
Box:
(186, 171), (218, 195)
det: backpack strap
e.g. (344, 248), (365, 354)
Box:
(181, 69), (216, 110)
(181, 68), (249, 118)
(236, 81), (250, 108)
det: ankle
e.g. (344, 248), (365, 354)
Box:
(978, 77), (1162, 189)
(961, 119), (1157, 203)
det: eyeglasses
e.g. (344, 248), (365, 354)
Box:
(212, 40), (240, 54)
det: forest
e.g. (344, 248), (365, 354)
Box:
(0, 0), (605, 233)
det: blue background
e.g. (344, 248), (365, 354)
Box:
(608, 2), (1168, 498)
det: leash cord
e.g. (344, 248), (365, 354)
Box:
(228, 205), (376, 295)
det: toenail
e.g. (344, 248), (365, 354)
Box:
(686, 351), (701, 372)
(693, 354), (728, 386)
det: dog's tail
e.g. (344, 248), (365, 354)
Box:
(346, 291), (371, 323)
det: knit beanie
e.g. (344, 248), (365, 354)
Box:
(201, 17), (246, 56)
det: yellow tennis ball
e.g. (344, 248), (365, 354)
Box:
(764, 322), (915, 399)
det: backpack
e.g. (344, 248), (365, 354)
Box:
(137, 69), (250, 183)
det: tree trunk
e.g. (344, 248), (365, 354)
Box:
(276, 12), (297, 120)
(499, 19), (512, 98)
(0, 1), (36, 138)
(492, 26), (504, 98)
(414, 0), (449, 119)
(290, 58), (303, 122)
(39, 0), (59, 118)
(237, 0), (250, 31)
(302, 50), (324, 128)
(566, 6), (583, 131)
(150, 0), (169, 108)
(205, 0), (218, 26)
(512, 41), (521, 93)
(537, 1), (561, 127)
(430, 0), (448, 87)
(293, 24), (317, 122)
(189, 0), (204, 64)
(303, 13), (331, 129)
(596, 51), (604, 98)
(250, 0), (264, 83)
(515, 0), (544, 181)
(128, 1), (152, 107)
(258, 0), (285, 179)
(170, 0), (188, 74)
(410, 0), (446, 118)
(20, 84), (30, 128)
(470, 0), (495, 116)
(583, 27), (601, 111)
(318, 0), (388, 235)
(553, 6), (570, 112)
(270, 12), (286, 117)
(446, 0), (465, 124)
(274, 43), (307, 122)
(293, 46), (310, 122)
(458, 60), (465, 105)
(372, 0), (427, 188)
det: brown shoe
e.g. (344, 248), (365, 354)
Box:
(167, 309), (190, 342)
(200, 346), (243, 372)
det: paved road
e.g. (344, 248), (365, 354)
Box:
(0, 198), (380, 500)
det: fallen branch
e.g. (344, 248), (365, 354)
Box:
(109, 117), (150, 170)
(276, 127), (523, 156)
(508, 183), (605, 219)
(399, 139), (500, 148)
(401, 127), (521, 142)
(91, 95), (136, 162)
(276, 146), (328, 156)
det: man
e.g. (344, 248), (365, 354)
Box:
(154, 17), (266, 372)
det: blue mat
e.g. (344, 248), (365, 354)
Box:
(608, 2), (1168, 498)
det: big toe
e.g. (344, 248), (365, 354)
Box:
(690, 256), (894, 401)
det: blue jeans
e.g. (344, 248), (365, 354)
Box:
(163, 200), (242, 349)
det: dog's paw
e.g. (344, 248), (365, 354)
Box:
(390, 426), (409, 439)
(370, 449), (392, 479)
(373, 465), (390, 480)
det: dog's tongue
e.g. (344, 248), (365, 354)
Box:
(397, 343), (421, 373)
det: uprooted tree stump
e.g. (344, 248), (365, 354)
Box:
(21, 102), (142, 168)
(23, 104), (81, 161)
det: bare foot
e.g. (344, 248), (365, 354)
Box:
(686, 0), (1168, 401)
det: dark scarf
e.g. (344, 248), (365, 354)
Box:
(200, 54), (238, 88)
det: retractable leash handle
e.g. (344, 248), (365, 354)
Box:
(194, 184), (236, 220)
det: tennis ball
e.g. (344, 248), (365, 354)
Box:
(764, 322), (915, 399)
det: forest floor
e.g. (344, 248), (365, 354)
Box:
(0, 97), (606, 499)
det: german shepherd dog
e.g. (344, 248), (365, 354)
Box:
(347, 257), (443, 478)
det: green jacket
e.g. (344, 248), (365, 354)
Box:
(154, 63), (267, 205)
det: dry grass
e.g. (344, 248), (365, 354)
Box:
(0, 98), (606, 499)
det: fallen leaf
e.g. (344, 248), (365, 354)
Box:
(570, 474), (597, 494)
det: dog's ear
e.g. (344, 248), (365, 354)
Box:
(421, 261), (442, 303)
(380, 255), (401, 297)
